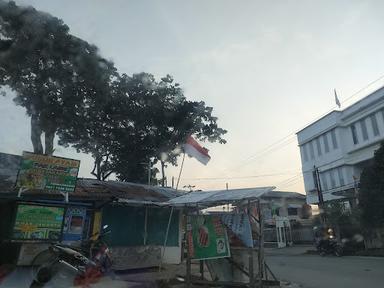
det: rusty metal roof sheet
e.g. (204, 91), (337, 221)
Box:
(168, 186), (275, 207)
(1, 177), (180, 203)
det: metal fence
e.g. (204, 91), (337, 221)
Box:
(291, 226), (314, 244)
(264, 226), (314, 244)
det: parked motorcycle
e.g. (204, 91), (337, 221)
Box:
(30, 225), (112, 286)
(314, 227), (343, 257)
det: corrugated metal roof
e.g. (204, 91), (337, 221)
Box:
(168, 186), (275, 206)
(263, 191), (306, 199)
(1, 176), (181, 203)
(0, 152), (180, 204)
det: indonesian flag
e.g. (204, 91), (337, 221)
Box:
(183, 136), (211, 165)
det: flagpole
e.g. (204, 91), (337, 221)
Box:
(176, 152), (186, 191)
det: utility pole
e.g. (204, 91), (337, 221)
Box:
(226, 183), (229, 211)
(147, 159), (151, 186)
(349, 175), (359, 208)
(313, 165), (326, 223)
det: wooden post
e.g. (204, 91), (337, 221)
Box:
(258, 200), (264, 288)
(159, 206), (174, 271)
(200, 260), (204, 280)
(144, 207), (148, 245)
(176, 153), (186, 191)
(247, 200), (254, 287)
(185, 211), (191, 288)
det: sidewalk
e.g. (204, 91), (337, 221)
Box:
(265, 245), (315, 256)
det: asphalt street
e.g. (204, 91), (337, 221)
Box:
(266, 248), (384, 288)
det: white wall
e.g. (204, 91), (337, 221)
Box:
(297, 86), (384, 204)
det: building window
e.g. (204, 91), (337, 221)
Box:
(351, 124), (359, 144)
(330, 129), (338, 149)
(330, 169), (336, 188)
(370, 114), (380, 136)
(360, 119), (369, 141)
(381, 109), (384, 125)
(316, 138), (322, 156)
(337, 167), (345, 186)
(288, 208), (298, 216)
(301, 145), (308, 162)
(323, 134), (330, 153)
(309, 141), (315, 159)
(321, 173), (328, 191)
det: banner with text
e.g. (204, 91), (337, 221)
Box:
(16, 152), (80, 193)
(13, 204), (64, 240)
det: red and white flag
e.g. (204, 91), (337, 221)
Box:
(183, 136), (211, 165)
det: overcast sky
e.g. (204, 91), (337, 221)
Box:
(2, 0), (384, 193)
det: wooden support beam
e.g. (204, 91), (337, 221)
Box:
(200, 260), (204, 280)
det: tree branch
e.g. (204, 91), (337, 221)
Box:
(102, 170), (113, 181)
(91, 161), (98, 178)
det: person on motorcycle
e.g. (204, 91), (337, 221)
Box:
(313, 225), (342, 256)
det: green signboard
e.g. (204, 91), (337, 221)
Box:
(13, 204), (65, 240)
(16, 152), (80, 193)
(187, 215), (230, 260)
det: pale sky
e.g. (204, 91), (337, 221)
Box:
(2, 0), (384, 193)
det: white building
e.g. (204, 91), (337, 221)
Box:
(297, 87), (384, 204)
(260, 191), (311, 226)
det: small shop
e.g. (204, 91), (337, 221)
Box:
(167, 187), (281, 288)
(101, 202), (182, 270)
(0, 151), (182, 269)
(0, 152), (100, 265)
(5, 201), (96, 265)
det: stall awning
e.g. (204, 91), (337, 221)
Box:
(287, 204), (302, 209)
(168, 186), (275, 207)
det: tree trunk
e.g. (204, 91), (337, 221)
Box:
(161, 160), (166, 187)
(31, 114), (43, 154)
(91, 156), (102, 180)
(44, 127), (55, 156)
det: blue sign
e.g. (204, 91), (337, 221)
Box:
(62, 207), (86, 242)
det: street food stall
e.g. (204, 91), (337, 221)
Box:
(167, 187), (280, 288)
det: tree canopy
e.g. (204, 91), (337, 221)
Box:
(359, 142), (384, 228)
(0, 0), (116, 155)
(0, 1), (227, 184)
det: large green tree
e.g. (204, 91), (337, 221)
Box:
(59, 72), (227, 184)
(0, 1), (227, 184)
(359, 143), (384, 228)
(0, 0), (116, 155)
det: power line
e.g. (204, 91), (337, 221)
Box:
(278, 178), (304, 190)
(173, 76), (384, 189)
(228, 75), (384, 171)
(340, 74), (384, 106)
(317, 180), (358, 196)
(232, 137), (297, 171)
(276, 173), (302, 186)
(182, 170), (300, 181)
(232, 135), (296, 169)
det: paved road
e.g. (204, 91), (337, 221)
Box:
(266, 250), (384, 288)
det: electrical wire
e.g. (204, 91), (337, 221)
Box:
(173, 76), (384, 187)
(227, 75), (384, 172)
(181, 170), (300, 181)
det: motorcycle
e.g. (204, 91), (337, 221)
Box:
(315, 228), (343, 257)
(30, 225), (112, 286)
